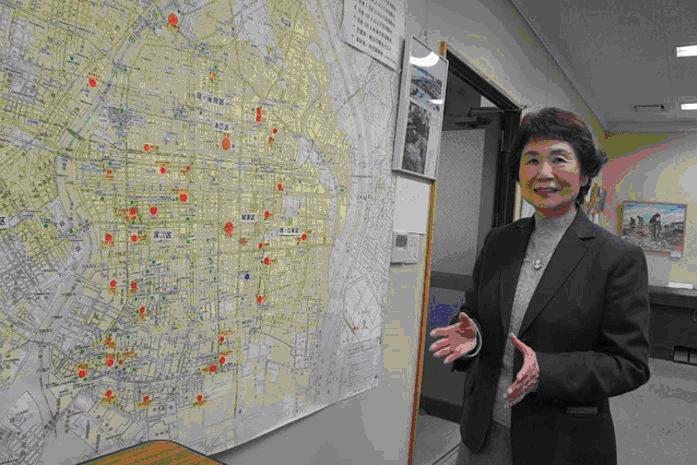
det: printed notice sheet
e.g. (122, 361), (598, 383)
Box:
(341, 0), (405, 69)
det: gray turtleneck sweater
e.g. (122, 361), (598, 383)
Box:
(459, 206), (578, 428)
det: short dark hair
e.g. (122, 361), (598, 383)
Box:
(507, 107), (608, 206)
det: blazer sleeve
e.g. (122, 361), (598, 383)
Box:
(449, 229), (493, 373)
(532, 243), (651, 403)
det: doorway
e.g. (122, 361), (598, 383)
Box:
(409, 50), (520, 465)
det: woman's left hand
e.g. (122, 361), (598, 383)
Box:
(503, 333), (540, 408)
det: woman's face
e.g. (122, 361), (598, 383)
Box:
(519, 139), (589, 217)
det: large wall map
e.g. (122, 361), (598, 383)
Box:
(0, 0), (398, 462)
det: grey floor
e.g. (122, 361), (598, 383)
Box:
(412, 411), (460, 465)
(413, 357), (697, 465)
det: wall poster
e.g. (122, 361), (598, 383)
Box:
(0, 1), (397, 463)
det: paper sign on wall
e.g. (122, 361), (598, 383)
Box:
(340, 0), (405, 70)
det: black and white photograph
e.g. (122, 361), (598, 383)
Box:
(402, 102), (430, 174)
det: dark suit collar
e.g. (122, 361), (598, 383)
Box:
(499, 208), (594, 336)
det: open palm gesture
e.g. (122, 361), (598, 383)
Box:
(504, 333), (540, 407)
(428, 312), (478, 364)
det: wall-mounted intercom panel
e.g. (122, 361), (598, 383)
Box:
(391, 230), (420, 264)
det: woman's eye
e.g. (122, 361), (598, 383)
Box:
(554, 157), (567, 163)
(526, 159), (539, 164)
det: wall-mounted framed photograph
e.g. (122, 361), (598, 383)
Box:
(621, 200), (687, 258)
(392, 36), (449, 181)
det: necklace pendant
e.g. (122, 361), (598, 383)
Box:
(533, 259), (543, 270)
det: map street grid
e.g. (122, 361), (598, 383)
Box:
(0, 0), (398, 463)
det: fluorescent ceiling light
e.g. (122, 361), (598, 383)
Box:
(676, 45), (697, 57)
(409, 52), (439, 67)
(680, 103), (697, 110)
(429, 99), (444, 105)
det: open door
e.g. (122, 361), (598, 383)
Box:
(407, 46), (520, 465)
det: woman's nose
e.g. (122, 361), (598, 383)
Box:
(538, 161), (554, 177)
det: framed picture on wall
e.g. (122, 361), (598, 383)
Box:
(580, 183), (608, 223)
(392, 36), (449, 181)
(621, 201), (687, 258)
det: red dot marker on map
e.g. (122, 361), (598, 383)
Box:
(105, 233), (112, 242)
(143, 395), (150, 402)
(301, 233), (308, 241)
(144, 144), (151, 152)
(219, 356), (226, 365)
(160, 166), (167, 174)
(219, 335), (225, 343)
(89, 78), (97, 87)
(209, 364), (217, 373)
(257, 295), (263, 304)
(224, 222), (234, 235)
(264, 257), (271, 265)
(179, 193), (188, 202)
(78, 370), (86, 379)
(130, 281), (137, 290)
(139, 306), (145, 315)
(106, 357), (114, 367)
(150, 206), (158, 215)
(110, 279), (117, 288)
(168, 13), (178, 27)
(105, 390), (113, 398)
(277, 183), (283, 191)
(256, 107), (262, 124)
(129, 207), (138, 216)
(197, 394), (204, 402)
(264, 211), (270, 219)
(222, 136), (231, 150)
(272, 128), (278, 134)
(119, 359), (123, 365)
(131, 234), (138, 242)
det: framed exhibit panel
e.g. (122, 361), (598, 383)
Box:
(621, 200), (687, 258)
(392, 36), (449, 180)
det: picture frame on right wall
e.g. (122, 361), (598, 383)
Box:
(621, 201), (687, 258)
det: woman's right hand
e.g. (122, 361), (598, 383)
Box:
(428, 312), (478, 364)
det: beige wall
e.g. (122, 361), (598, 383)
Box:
(599, 134), (697, 286)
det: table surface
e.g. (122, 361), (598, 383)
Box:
(80, 440), (223, 465)
(649, 286), (697, 310)
(650, 285), (697, 297)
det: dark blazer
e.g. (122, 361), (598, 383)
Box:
(449, 208), (651, 465)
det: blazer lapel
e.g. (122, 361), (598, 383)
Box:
(498, 216), (534, 334)
(518, 209), (596, 337)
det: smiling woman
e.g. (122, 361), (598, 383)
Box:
(430, 108), (651, 465)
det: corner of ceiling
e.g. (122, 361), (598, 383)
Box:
(508, 0), (609, 132)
